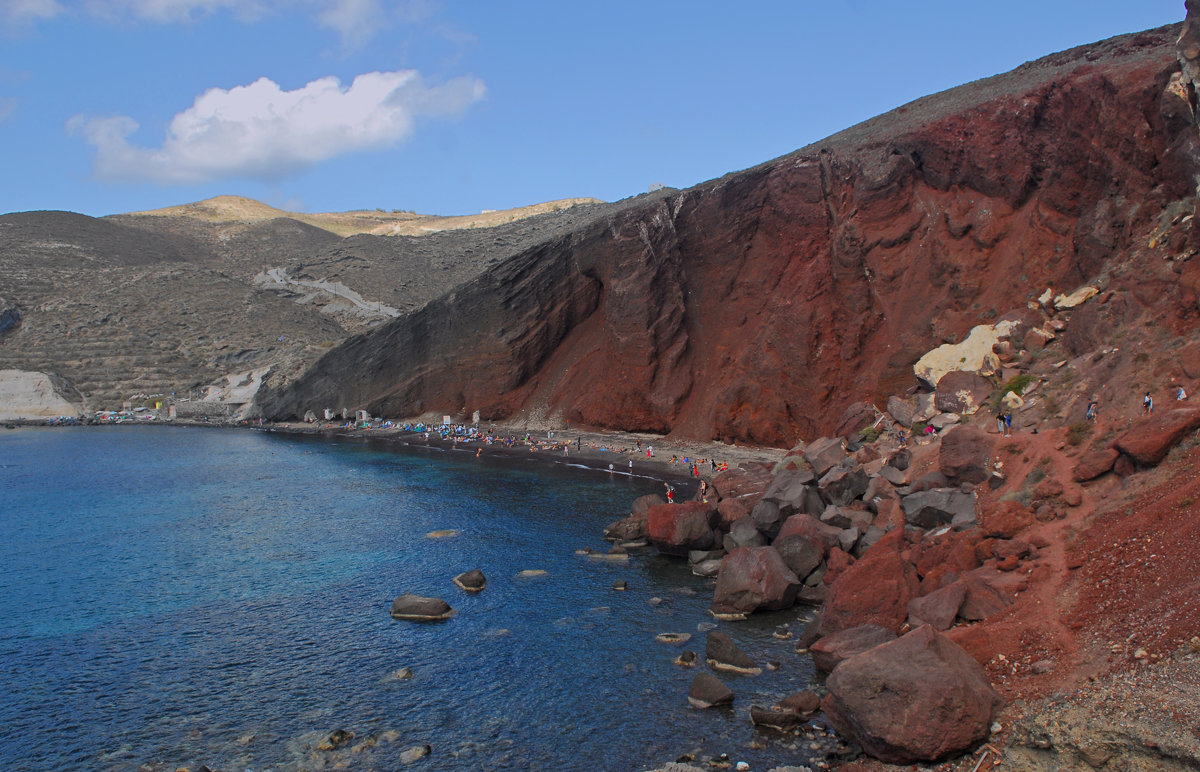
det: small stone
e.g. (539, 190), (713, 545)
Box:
(655, 632), (691, 645)
(399, 744), (431, 764)
(674, 650), (698, 667)
(452, 568), (486, 592)
(317, 728), (355, 751)
(612, 579), (628, 591)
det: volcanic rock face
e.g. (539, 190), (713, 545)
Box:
(256, 25), (1200, 446)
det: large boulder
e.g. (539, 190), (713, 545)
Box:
(957, 572), (1015, 621)
(823, 626), (1003, 763)
(390, 594), (454, 621)
(818, 465), (869, 506)
(818, 530), (919, 635)
(939, 425), (995, 484)
(631, 493), (666, 515)
(1072, 447), (1120, 482)
(748, 499), (785, 538)
(710, 463), (774, 509)
(1114, 407), (1200, 466)
(810, 624), (897, 672)
(907, 582), (966, 631)
(934, 371), (993, 416)
(775, 513), (841, 552)
(901, 488), (977, 530)
(773, 534), (825, 581)
(913, 323), (1014, 389)
(603, 513), (647, 541)
(723, 517), (767, 552)
(835, 401), (877, 440)
(763, 470), (819, 516)
(711, 546), (801, 618)
(887, 395), (917, 427)
(804, 436), (848, 477)
(646, 501), (718, 556)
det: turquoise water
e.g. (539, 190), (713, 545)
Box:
(0, 426), (817, 771)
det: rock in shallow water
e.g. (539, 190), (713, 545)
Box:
(389, 594), (454, 621)
(687, 672), (734, 709)
(452, 568), (486, 592)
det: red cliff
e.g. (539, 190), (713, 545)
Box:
(256, 24), (1200, 447)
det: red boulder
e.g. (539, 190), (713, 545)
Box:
(810, 624), (897, 672)
(934, 371), (993, 415)
(710, 546), (801, 618)
(710, 463), (774, 509)
(1072, 448), (1119, 482)
(823, 626), (1003, 763)
(646, 501), (717, 556)
(1114, 407), (1200, 466)
(938, 425), (995, 484)
(818, 529), (919, 636)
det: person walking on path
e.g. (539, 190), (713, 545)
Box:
(1178, 385), (1188, 401)
(1003, 412), (1013, 437)
(1086, 400), (1098, 421)
(996, 409), (1005, 434)
(1144, 392), (1154, 415)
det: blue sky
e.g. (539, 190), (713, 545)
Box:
(0, 1), (1187, 218)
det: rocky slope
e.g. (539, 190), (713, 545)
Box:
(0, 197), (626, 411)
(253, 24), (1200, 448)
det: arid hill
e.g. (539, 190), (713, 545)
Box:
(127, 194), (602, 237)
(0, 196), (630, 408)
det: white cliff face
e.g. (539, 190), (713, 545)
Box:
(912, 321), (1019, 389)
(0, 370), (84, 419)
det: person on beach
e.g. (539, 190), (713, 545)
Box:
(628, 459), (633, 473)
(664, 483), (674, 504)
(698, 480), (708, 502)
(608, 463), (614, 475)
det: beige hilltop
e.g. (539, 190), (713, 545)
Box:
(125, 195), (604, 238)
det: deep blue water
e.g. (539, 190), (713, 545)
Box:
(0, 426), (817, 771)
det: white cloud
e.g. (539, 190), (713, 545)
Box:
(68, 69), (485, 184)
(8, 1), (445, 47)
(83, 0), (267, 23)
(316, 0), (383, 47)
(1, 0), (65, 26)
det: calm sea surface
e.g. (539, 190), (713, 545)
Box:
(0, 426), (817, 771)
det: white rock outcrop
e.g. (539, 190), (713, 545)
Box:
(0, 370), (84, 419)
(1053, 286), (1099, 310)
(913, 322), (1017, 389)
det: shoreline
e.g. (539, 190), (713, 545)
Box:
(3, 417), (787, 498)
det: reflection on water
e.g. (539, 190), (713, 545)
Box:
(0, 426), (820, 771)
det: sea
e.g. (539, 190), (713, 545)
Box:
(0, 426), (819, 771)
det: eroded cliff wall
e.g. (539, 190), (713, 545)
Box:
(256, 25), (1200, 446)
